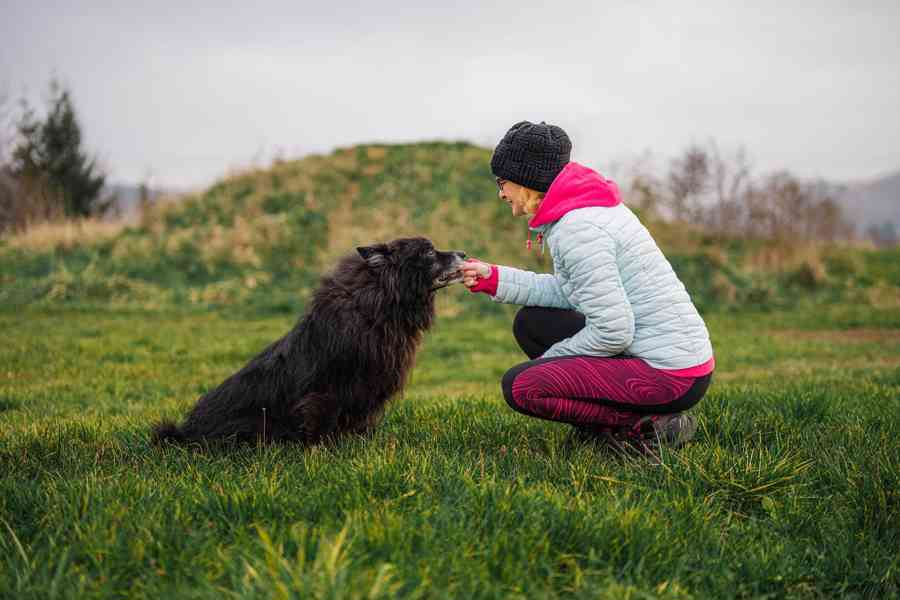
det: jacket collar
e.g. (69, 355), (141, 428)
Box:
(528, 162), (621, 231)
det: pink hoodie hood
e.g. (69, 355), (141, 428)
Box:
(528, 162), (621, 229)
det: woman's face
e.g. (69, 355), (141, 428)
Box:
(497, 179), (529, 217)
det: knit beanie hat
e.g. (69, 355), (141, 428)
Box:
(490, 121), (572, 192)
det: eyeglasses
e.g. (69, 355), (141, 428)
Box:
(495, 177), (508, 191)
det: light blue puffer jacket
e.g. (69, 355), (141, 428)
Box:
(491, 162), (714, 371)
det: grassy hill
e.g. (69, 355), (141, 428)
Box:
(2, 141), (898, 316)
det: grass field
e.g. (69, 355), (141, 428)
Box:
(2, 141), (898, 598)
(1, 295), (898, 599)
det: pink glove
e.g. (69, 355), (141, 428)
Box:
(462, 259), (498, 296)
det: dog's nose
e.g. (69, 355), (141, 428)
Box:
(454, 251), (467, 260)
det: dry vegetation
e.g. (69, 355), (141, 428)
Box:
(5, 217), (124, 251)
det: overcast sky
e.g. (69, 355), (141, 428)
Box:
(2, 0), (898, 188)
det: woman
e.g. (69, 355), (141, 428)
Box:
(463, 121), (714, 451)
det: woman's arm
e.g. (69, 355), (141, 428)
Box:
(493, 265), (574, 309)
(542, 224), (634, 358)
(465, 261), (573, 309)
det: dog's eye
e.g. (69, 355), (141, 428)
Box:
(426, 249), (436, 258)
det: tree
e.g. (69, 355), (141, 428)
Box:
(666, 144), (710, 222)
(11, 79), (108, 218)
(708, 143), (751, 235)
(661, 141), (855, 243)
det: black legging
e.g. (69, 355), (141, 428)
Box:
(513, 306), (586, 360)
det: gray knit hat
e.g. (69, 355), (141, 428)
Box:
(490, 121), (572, 192)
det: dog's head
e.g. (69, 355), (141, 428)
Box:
(357, 237), (466, 292)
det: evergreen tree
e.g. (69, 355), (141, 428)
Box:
(11, 80), (107, 217)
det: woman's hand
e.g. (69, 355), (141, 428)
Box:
(462, 259), (491, 288)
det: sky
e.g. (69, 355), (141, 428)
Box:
(2, 0), (898, 189)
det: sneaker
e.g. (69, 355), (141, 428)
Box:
(634, 413), (697, 449)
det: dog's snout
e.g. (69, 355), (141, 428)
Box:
(454, 251), (467, 260)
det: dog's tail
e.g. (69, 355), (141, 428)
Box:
(152, 420), (188, 445)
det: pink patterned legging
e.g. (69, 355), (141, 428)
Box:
(502, 307), (711, 429)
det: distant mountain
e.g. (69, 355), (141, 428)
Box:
(832, 170), (900, 237)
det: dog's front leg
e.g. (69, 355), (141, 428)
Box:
(293, 393), (341, 445)
(348, 407), (385, 438)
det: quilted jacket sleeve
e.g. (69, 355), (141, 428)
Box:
(542, 222), (634, 358)
(492, 265), (574, 309)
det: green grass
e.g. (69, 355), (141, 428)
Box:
(1, 140), (898, 597)
(1, 297), (898, 599)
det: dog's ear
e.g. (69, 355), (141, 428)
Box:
(357, 245), (389, 266)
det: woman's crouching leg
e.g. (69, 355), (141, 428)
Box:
(501, 358), (643, 428)
(512, 307), (585, 360)
(500, 355), (711, 432)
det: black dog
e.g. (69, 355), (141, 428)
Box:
(152, 237), (466, 445)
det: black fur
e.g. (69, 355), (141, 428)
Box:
(152, 237), (465, 446)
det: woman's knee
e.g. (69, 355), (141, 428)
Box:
(513, 307), (586, 359)
(512, 307), (533, 344)
(501, 361), (535, 416)
(513, 307), (545, 358)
